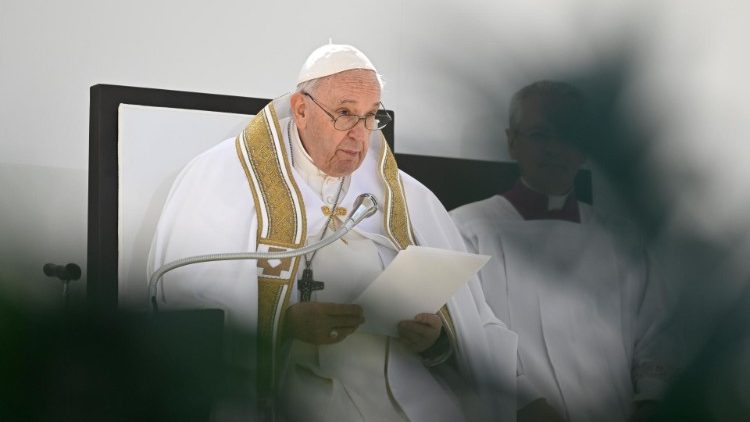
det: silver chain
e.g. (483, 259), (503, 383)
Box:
(286, 119), (346, 269)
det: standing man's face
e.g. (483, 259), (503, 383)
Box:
(291, 69), (381, 177)
(507, 93), (587, 195)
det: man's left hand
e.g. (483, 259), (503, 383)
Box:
(397, 313), (442, 353)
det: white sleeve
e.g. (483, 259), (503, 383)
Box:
(147, 139), (261, 369)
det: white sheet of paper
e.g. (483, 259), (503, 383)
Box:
(353, 245), (490, 337)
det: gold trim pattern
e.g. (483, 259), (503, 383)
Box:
(378, 133), (416, 250)
(235, 103), (307, 402)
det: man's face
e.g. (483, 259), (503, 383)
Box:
(508, 93), (587, 195)
(291, 69), (381, 177)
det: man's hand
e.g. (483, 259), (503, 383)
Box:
(397, 313), (442, 353)
(284, 302), (364, 345)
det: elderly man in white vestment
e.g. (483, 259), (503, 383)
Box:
(148, 44), (525, 421)
(451, 81), (673, 422)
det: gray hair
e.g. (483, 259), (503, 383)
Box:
(295, 77), (324, 95)
(508, 80), (585, 129)
(295, 70), (386, 95)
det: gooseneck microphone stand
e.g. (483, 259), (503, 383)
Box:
(148, 193), (378, 312)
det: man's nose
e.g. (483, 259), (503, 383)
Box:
(347, 118), (369, 140)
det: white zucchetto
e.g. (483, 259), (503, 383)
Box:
(297, 43), (377, 84)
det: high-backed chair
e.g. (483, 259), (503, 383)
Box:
(88, 85), (271, 310)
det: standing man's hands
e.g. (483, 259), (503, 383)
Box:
(397, 313), (442, 353)
(284, 302), (364, 344)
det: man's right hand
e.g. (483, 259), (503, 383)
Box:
(283, 302), (365, 345)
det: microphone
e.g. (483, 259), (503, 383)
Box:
(149, 193), (379, 311)
(43, 263), (81, 308)
(344, 193), (377, 229)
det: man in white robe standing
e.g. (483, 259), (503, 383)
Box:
(149, 44), (522, 421)
(451, 81), (673, 422)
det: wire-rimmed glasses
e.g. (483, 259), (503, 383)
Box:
(303, 92), (392, 131)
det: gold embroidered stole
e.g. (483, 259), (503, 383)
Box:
(235, 103), (306, 400)
(377, 134), (457, 351)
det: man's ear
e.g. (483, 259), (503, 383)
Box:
(506, 128), (518, 160)
(290, 92), (307, 129)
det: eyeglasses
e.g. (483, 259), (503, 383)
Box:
(303, 92), (392, 131)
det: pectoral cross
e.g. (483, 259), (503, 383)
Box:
(298, 268), (324, 302)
